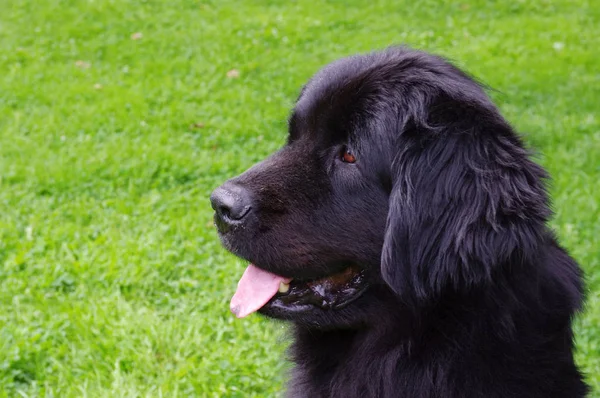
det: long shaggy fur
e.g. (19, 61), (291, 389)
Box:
(215, 47), (588, 397)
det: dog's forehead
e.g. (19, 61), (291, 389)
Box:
(287, 47), (429, 143)
(288, 55), (383, 145)
(287, 47), (494, 150)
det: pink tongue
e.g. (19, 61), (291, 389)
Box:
(230, 264), (291, 318)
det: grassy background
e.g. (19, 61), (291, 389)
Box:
(0, 0), (598, 396)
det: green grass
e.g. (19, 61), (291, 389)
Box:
(0, 0), (598, 396)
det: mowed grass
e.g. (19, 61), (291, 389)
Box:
(0, 0), (598, 396)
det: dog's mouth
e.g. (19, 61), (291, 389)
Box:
(230, 263), (368, 318)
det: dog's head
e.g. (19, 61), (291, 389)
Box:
(211, 47), (550, 329)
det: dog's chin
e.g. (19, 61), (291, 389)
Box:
(258, 293), (374, 331)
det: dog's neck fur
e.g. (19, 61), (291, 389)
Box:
(285, 242), (587, 398)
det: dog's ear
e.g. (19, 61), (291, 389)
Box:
(381, 96), (551, 305)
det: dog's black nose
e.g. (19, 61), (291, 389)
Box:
(210, 183), (252, 231)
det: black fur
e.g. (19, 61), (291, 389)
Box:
(213, 47), (588, 397)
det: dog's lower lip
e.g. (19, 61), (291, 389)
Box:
(268, 265), (368, 311)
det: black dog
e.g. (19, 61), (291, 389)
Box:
(210, 47), (588, 397)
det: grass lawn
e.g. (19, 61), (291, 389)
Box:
(0, 0), (598, 396)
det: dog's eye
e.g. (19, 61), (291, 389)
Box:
(340, 147), (356, 164)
